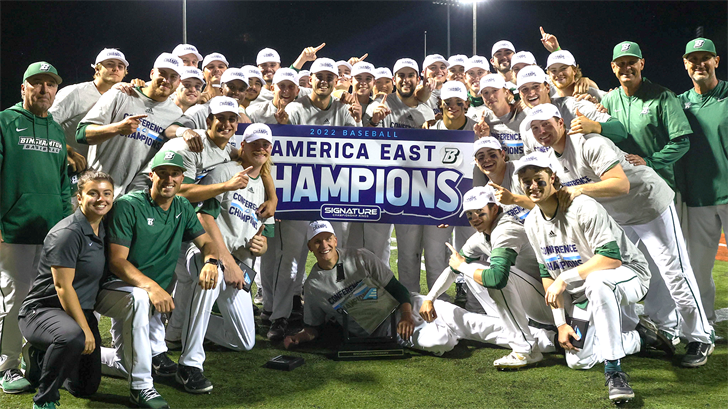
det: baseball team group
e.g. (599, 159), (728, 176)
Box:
(0, 25), (725, 408)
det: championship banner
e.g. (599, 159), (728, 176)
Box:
(235, 123), (474, 226)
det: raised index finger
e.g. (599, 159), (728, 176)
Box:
(444, 242), (458, 254)
(487, 181), (504, 191)
(314, 43), (326, 52)
(380, 93), (388, 105)
(539, 26), (546, 37)
(359, 53), (368, 61)
(128, 114), (148, 120)
(239, 166), (254, 175)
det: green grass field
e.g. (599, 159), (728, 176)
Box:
(2, 254), (726, 409)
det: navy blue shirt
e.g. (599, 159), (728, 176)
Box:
(20, 208), (106, 316)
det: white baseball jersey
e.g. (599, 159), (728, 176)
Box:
(199, 162), (272, 263)
(431, 116), (477, 132)
(49, 81), (101, 156)
(524, 195), (650, 304)
(522, 97), (611, 155)
(365, 93), (434, 128)
(246, 100), (278, 124)
(548, 132), (674, 226)
(286, 96), (358, 126)
(486, 109), (527, 160)
(304, 248), (395, 337)
(461, 213), (541, 280)
(81, 88), (183, 197)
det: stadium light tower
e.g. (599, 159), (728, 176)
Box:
(433, 0), (485, 56)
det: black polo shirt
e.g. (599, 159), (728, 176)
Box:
(19, 208), (106, 316)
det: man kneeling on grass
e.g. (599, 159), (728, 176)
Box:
(515, 153), (673, 403)
(284, 221), (515, 356)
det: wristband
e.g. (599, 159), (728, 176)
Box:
(458, 263), (478, 280)
(552, 308), (566, 327)
(175, 127), (190, 138)
(560, 268), (581, 284)
(368, 118), (379, 127)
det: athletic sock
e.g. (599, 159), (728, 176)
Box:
(604, 359), (622, 373)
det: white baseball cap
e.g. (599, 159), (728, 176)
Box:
(517, 65), (548, 89)
(94, 48), (129, 67)
(512, 152), (556, 176)
(460, 186), (498, 216)
(297, 69), (311, 79)
(351, 62), (375, 77)
(522, 103), (562, 131)
(172, 44), (203, 61)
(202, 52), (229, 68)
(310, 58), (337, 75)
(392, 58), (419, 75)
(465, 55), (490, 73)
(209, 96), (239, 115)
(180, 67), (205, 83)
(547, 50), (577, 69)
(243, 123), (273, 144)
(241, 65), (264, 84)
(256, 48), (281, 65)
(440, 81), (468, 101)
(479, 74), (506, 92)
(491, 40), (516, 57)
(153, 53), (183, 74)
(374, 67), (393, 80)
(336, 60), (353, 73)
(511, 51), (537, 67)
(473, 137), (503, 155)
(422, 54), (449, 71)
(273, 68), (298, 85)
(220, 68), (248, 86)
(447, 54), (468, 68)
(307, 220), (336, 242)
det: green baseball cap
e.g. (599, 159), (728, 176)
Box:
(684, 38), (717, 58)
(151, 150), (186, 171)
(23, 61), (62, 84)
(612, 41), (643, 61)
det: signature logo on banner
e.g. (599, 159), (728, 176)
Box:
(321, 204), (381, 221)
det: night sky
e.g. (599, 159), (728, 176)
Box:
(1, 1), (726, 109)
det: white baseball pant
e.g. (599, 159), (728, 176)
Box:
(563, 267), (646, 370)
(407, 294), (555, 356)
(165, 247), (193, 343)
(178, 248), (255, 370)
(395, 224), (453, 295)
(95, 281), (167, 390)
(346, 222), (393, 266)
(0, 243), (42, 371)
(622, 203), (713, 344)
(263, 220), (309, 321)
(685, 204), (727, 325)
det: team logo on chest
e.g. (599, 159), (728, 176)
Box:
(147, 217), (155, 226)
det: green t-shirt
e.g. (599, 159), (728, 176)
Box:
(601, 78), (693, 191)
(107, 190), (205, 289)
(678, 80), (728, 207)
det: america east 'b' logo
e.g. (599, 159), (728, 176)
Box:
(442, 148), (460, 164)
(694, 40), (705, 48)
(621, 44), (631, 52)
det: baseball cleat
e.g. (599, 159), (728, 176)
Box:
(605, 371), (634, 403)
(176, 364), (213, 394)
(1, 369), (34, 394)
(493, 350), (543, 370)
(681, 342), (714, 368)
(130, 387), (170, 409)
(267, 318), (288, 341)
(151, 352), (178, 377)
(636, 317), (675, 356)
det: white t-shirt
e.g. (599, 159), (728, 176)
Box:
(81, 88), (183, 197)
(286, 96), (359, 126)
(365, 93), (435, 129)
(49, 81), (102, 156)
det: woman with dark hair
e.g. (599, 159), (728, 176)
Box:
(18, 170), (114, 409)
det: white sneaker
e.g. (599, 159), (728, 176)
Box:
(493, 350), (543, 370)
(254, 287), (264, 304)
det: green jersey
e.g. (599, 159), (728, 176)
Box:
(678, 80), (728, 207)
(107, 190), (205, 289)
(601, 78), (693, 191)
